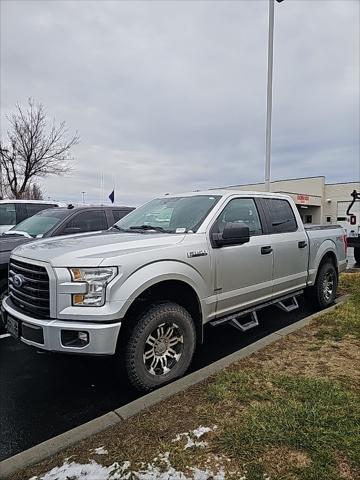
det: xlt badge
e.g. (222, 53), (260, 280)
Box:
(187, 250), (208, 258)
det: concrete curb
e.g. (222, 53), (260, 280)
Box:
(0, 413), (122, 480)
(0, 294), (350, 479)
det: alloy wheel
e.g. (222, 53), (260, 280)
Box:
(143, 322), (184, 376)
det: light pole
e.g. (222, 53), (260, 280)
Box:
(81, 191), (86, 203)
(265, 0), (284, 192)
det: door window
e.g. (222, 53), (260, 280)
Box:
(213, 198), (263, 236)
(0, 203), (16, 225)
(266, 199), (298, 233)
(65, 210), (107, 233)
(112, 209), (131, 222)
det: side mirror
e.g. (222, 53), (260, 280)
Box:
(212, 222), (250, 247)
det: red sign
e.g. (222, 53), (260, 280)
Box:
(296, 194), (310, 204)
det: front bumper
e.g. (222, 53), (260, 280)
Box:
(1, 296), (121, 355)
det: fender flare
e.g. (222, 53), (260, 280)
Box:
(309, 240), (338, 285)
(114, 260), (207, 321)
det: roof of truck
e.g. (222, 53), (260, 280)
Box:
(163, 189), (292, 198)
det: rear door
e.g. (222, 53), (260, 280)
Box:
(262, 198), (309, 296)
(211, 197), (274, 317)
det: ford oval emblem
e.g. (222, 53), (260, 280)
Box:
(13, 274), (24, 289)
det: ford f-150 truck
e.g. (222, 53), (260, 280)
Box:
(2, 191), (347, 391)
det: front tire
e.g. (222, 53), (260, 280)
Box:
(306, 261), (338, 309)
(125, 302), (196, 392)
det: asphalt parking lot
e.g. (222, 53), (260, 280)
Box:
(0, 296), (320, 461)
(0, 249), (358, 462)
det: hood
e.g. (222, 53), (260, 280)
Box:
(0, 235), (33, 253)
(12, 230), (185, 267)
(0, 225), (14, 235)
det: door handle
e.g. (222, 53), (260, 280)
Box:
(298, 241), (308, 249)
(261, 246), (273, 255)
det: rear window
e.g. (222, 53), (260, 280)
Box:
(266, 199), (298, 233)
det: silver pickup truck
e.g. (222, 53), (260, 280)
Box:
(2, 190), (347, 391)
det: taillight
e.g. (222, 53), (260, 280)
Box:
(342, 234), (348, 255)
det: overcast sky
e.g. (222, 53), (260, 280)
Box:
(1, 0), (359, 206)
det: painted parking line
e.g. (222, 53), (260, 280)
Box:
(0, 333), (10, 339)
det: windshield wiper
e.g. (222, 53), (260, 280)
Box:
(109, 225), (130, 232)
(129, 225), (171, 233)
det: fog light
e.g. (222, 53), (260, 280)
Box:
(78, 332), (88, 342)
(61, 330), (89, 347)
(73, 294), (85, 304)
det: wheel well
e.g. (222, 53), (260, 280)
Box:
(319, 251), (338, 273)
(122, 280), (203, 343)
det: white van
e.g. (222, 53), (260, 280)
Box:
(0, 200), (64, 234)
(336, 199), (360, 238)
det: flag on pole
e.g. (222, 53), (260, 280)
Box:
(109, 189), (115, 204)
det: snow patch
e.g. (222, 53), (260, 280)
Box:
(28, 460), (123, 480)
(172, 425), (217, 450)
(93, 446), (108, 455)
(28, 449), (226, 480)
(192, 426), (213, 438)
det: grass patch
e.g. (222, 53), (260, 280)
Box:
(212, 371), (360, 480)
(314, 273), (360, 342)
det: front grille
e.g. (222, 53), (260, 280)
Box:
(8, 259), (50, 318)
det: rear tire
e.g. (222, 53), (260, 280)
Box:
(354, 247), (360, 265)
(124, 302), (196, 392)
(305, 261), (338, 309)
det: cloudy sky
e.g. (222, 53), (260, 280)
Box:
(1, 0), (359, 206)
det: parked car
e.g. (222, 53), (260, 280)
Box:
(0, 200), (66, 234)
(0, 204), (134, 326)
(2, 191), (347, 391)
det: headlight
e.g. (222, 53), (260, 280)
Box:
(69, 267), (118, 307)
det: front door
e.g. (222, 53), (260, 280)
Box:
(210, 197), (274, 318)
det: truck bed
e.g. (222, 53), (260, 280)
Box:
(305, 224), (347, 281)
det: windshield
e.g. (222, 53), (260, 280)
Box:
(114, 195), (221, 233)
(0, 203), (16, 226)
(7, 209), (69, 238)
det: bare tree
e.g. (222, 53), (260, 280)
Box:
(0, 99), (79, 199)
(21, 183), (44, 200)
